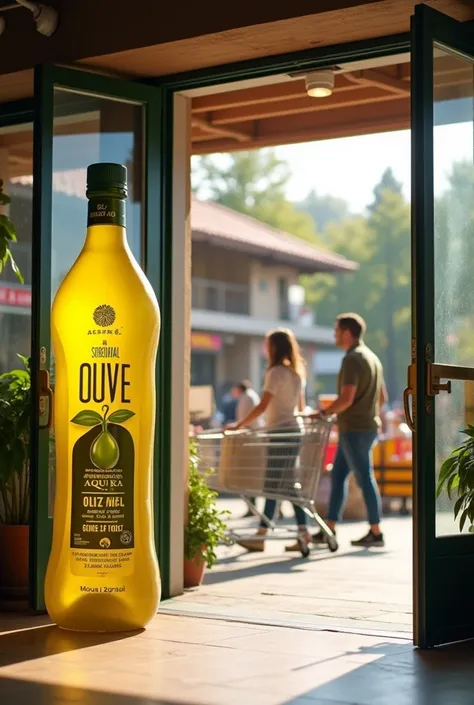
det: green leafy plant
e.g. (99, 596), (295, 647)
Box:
(437, 425), (474, 532)
(185, 440), (229, 568)
(0, 355), (30, 524)
(0, 179), (23, 284)
(71, 404), (135, 470)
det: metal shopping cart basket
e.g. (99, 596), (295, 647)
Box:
(195, 416), (338, 557)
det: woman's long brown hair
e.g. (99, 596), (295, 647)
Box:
(266, 328), (305, 379)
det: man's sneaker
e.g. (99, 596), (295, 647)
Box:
(312, 530), (335, 545)
(351, 530), (385, 548)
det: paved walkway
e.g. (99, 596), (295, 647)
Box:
(2, 611), (474, 705)
(163, 499), (412, 635)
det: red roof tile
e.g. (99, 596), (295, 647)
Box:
(191, 198), (358, 274)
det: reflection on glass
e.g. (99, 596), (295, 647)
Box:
(49, 88), (144, 517)
(0, 124), (33, 375)
(433, 46), (474, 536)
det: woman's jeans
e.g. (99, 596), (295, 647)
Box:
(260, 429), (307, 528)
(328, 430), (381, 525)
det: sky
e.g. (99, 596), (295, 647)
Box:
(274, 121), (473, 213)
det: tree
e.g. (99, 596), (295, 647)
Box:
(366, 169), (410, 402)
(295, 188), (349, 234)
(192, 151), (319, 243)
(305, 169), (411, 403)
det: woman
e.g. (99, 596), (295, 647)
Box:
(227, 328), (310, 552)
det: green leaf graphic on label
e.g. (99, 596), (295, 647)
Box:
(70, 405), (135, 470)
(71, 410), (103, 426)
(108, 409), (136, 424)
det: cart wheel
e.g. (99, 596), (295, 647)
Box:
(328, 536), (339, 553)
(298, 538), (310, 558)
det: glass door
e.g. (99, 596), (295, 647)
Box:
(30, 65), (166, 610)
(410, 4), (474, 647)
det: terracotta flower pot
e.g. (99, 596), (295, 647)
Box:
(184, 553), (206, 588)
(0, 524), (29, 600)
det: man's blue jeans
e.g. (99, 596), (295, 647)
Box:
(328, 430), (381, 525)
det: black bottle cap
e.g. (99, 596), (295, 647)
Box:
(86, 163), (127, 198)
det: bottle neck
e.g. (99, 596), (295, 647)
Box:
(85, 194), (127, 250)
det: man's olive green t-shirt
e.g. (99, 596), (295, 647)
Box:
(337, 342), (383, 432)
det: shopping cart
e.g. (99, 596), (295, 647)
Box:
(195, 416), (338, 557)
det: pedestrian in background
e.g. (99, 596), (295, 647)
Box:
(227, 328), (310, 552)
(313, 313), (387, 548)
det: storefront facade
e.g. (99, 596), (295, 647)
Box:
(1, 0), (474, 648)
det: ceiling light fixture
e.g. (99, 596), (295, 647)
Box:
(16, 0), (59, 36)
(305, 71), (335, 98)
(0, 0), (59, 37)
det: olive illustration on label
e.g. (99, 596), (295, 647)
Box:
(71, 404), (135, 470)
(91, 428), (119, 470)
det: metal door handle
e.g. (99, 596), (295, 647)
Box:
(403, 362), (416, 432)
(39, 368), (53, 430)
(425, 362), (474, 396)
(432, 380), (451, 394)
(403, 387), (415, 432)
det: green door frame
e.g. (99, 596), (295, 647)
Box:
(0, 99), (33, 129)
(410, 3), (474, 648)
(30, 65), (171, 608)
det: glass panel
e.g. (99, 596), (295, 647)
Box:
(433, 45), (474, 536)
(49, 88), (145, 517)
(0, 123), (33, 375)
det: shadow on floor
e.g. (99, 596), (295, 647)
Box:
(0, 623), (139, 668)
(0, 613), (51, 635)
(203, 547), (389, 585)
(0, 677), (191, 705)
(2, 638), (474, 705)
(282, 639), (474, 705)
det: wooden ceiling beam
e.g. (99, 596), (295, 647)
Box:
(192, 112), (410, 154)
(209, 88), (404, 125)
(191, 116), (252, 142)
(260, 96), (409, 134)
(191, 74), (376, 114)
(190, 61), (473, 119)
(346, 68), (409, 94)
(192, 96), (410, 152)
(9, 154), (32, 165)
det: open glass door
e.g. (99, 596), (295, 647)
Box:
(30, 66), (167, 610)
(410, 4), (474, 647)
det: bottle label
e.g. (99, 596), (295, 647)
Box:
(69, 359), (136, 577)
(87, 197), (126, 227)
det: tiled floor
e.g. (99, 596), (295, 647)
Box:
(1, 612), (474, 705)
(164, 499), (412, 634)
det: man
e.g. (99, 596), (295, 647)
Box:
(221, 388), (238, 426)
(232, 380), (262, 429)
(313, 313), (387, 548)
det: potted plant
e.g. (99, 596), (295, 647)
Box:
(0, 355), (30, 601)
(184, 440), (229, 588)
(437, 425), (474, 532)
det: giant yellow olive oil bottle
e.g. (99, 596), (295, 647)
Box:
(45, 163), (161, 631)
